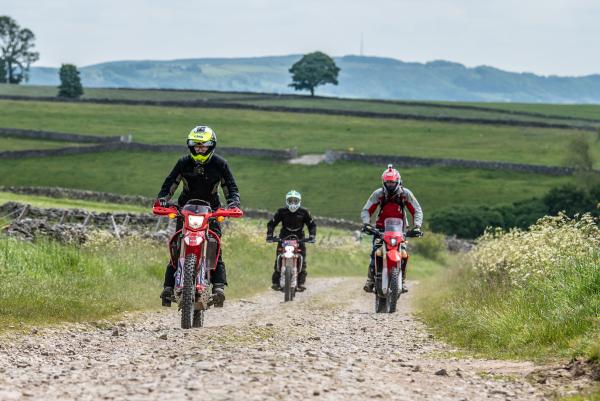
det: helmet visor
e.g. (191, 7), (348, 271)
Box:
(384, 181), (399, 192)
(187, 139), (215, 148)
(286, 197), (300, 206)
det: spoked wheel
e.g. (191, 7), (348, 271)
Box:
(386, 268), (400, 313)
(192, 310), (204, 328)
(181, 254), (197, 329)
(284, 264), (293, 302)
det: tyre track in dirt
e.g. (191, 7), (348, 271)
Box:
(0, 278), (583, 400)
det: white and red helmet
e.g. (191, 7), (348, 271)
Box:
(381, 164), (402, 196)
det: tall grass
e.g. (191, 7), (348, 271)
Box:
(0, 235), (164, 325)
(416, 214), (600, 360)
(0, 217), (443, 326)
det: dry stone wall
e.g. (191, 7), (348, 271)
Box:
(0, 94), (596, 131)
(324, 151), (588, 176)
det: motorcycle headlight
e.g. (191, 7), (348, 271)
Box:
(284, 245), (295, 253)
(187, 215), (204, 229)
(390, 238), (397, 246)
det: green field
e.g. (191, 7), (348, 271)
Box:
(4, 83), (600, 125)
(0, 83), (265, 101)
(0, 152), (570, 221)
(453, 101), (600, 122)
(1, 100), (598, 167)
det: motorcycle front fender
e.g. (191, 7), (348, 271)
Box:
(387, 248), (402, 263)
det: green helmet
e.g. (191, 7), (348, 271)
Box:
(285, 190), (301, 212)
(187, 125), (217, 164)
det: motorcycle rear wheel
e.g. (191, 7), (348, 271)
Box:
(181, 254), (197, 329)
(193, 310), (204, 328)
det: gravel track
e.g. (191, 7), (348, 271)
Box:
(0, 278), (585, 400)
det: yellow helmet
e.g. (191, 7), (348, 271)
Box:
(187, 126), (217, 164)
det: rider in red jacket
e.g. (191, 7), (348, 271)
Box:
(361, 165), (423, 293)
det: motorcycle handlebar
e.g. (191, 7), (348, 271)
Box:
(152, 203), (244, 219)
(267, 237), (315, 244)
(362, 224), (424, 238)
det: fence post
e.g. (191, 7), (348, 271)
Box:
(16, 204), (30, 221)
(58, 210), (69, 224)
(110, 215), (121, 240)
(83, 213), (92, 226)
(155, 216), (164, 232)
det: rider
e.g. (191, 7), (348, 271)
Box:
(266, 190), (317, 292)
(361, 164), (423, 294)
(156, 125), (240, 308)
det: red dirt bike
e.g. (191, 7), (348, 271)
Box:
(362, 218), (423, 313)
(267, 235), (315, 302)
(152, 199), (243, 329)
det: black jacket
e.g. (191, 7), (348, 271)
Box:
(267, 207), (317, 239)
(157, 154), (240, 209)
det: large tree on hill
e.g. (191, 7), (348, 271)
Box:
(58, 64), (84, 98)
(0, 16), (39, 84)
(289, 51), (340, 96)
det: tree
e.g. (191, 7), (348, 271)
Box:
(0, 16), (39, 84)
(289, 51), (340, 96)
(58, 64), (84, 98)
(565, 135), (593, 171)
(0, 58), (6, 83)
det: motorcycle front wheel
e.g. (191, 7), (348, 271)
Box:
(181, 253), (197, 329)
(386, 267), (400, 313)
(284, 264), (293, 302)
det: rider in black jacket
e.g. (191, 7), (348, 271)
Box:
(266, 190), (316, 291)
(157, 125), (240, 307)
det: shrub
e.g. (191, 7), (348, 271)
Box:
(410, 231), (447, 262)
(418, 213), (600, 359)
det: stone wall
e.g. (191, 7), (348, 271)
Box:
(324, 151), (589, 176)
(1, 94), (595, 132)
(0, 141), (296, 160)
(0, 127), (125, 143)
(0, 186), (360, 230)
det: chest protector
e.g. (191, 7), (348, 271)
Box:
(376, 191), (406, 227)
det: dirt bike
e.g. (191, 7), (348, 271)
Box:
(363, 218), (423, 313)
(267, 235), (315, 302)
(152, 199), (243, 329)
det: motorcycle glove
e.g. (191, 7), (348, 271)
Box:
(227, 201), (240, 209)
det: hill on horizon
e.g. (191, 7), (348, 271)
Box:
(28, 54), (600, 103)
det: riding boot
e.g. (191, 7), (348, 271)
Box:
(161, 263), (176, 306)
(212, 283), (225, 308)
(297, 266), (307, 292)
(271, 259), (281, 290)
(363, 264), (375, 293)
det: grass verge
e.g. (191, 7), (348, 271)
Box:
(415, 214), (600, 362)
(0, 215), (442, 327)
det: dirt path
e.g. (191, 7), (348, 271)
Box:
(0, 278), (581, 400)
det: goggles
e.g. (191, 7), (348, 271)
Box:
(187, 139), (215, 147)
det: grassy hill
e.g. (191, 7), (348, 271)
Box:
(26, 55), (600, 103)
(0, 152), (571, 221)
(1, 99), (598, 167)
(0, 87), (597, 222)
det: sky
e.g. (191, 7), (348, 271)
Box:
(1, 0), (599, 77)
